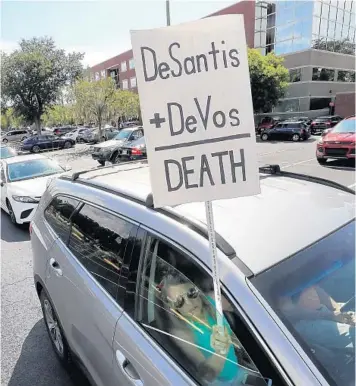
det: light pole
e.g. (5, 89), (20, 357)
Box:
(166, 0), (171, 26)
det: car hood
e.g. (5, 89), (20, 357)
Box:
(93, 139), (125, 149)
(324, 132), (356, 142)
(8, 174), (63, 197)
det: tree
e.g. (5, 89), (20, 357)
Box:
(72, 78), (116, 138)
(248, 49), (289, 113)
(108, 90), (140, 125)
(42, 105), (74, 127)
(1, 107), (25, 130)
(312, 37), (355, 55)
(1, 37), (84, 133)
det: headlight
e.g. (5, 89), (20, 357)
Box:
(12, 195), (39, 203)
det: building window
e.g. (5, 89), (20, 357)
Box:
(129, 58), (135, 70)
(121, 61), (127, 72)
(310, 97), (332, 110)
(100, 70), (106, 79)
(289, 68), (302, 82)
(274, 99), (300, 113)
(312, 67), (335, 81)
(337, 70), (356, 82)
(130, 77), (137, 88)
(122, 79), (128, 90)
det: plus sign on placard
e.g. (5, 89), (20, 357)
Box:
(149, 112), (166, 128)
(131, 15), (260, 208)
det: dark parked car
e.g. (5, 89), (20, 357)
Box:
(116, 136), (146, 162)
(0, 145), (17, 159)
(91, 127), (144, 165)
(21, 135), (75, 153)
(256, 116), (282, 134)
(53, 126), (75, 136)
(261, 121), (310, 142)
(310, 115), (343, 135)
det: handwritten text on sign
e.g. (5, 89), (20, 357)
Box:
(131, 15), (260, 208)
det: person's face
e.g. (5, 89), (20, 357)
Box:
(166, 282), (203, 317)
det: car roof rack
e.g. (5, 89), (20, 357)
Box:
(70, 159), (148, 181)
(259, 164), (355, 195)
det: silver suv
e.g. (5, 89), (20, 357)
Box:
(1, 129), (30, 143)
(31, 162), (355, 386)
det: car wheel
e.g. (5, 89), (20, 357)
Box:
(292, 134), (300, 142)
(98, 160), (105, 166)
(40, 289), (72, 366)
(261, 133), (268, 141)
(64, 141), (72, 149)
(32, 145), (41, 153)
(111, 152), (120, 164)
(6, 200), (18, 225)
(317, 158), (327, 165)
(2, 138), (8, 143)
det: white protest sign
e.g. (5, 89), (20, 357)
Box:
(131, 14), (260, 208)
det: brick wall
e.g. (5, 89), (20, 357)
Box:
(335, 92), (356, 117)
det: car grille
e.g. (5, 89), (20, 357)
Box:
(325, 141), (353, 145)
(325, 148), (348, 156)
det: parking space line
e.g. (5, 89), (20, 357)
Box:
(281, 158), (316, 169)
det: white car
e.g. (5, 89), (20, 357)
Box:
(63, 127), (93, 143)
(0, 154), (70, 225)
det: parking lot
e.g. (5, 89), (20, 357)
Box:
(1, 137), (355, 386)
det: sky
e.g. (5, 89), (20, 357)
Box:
(1, 0), (236, 67)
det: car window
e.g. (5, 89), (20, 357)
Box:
(134, 236), (271, 386)
(251, 220), (355, 386)
(68, 204), (135, 301)
(45, 196), (81, 243)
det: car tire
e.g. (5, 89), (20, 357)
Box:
(98, 160), (105, 166)
(64, 141), (72, 149)
(6, 200), (18, 225)
(40, 289), (72, 367)
(2, 138), (8, 143)
(317, 158), (327, 165)
(32, 145), (41, 153)
(261, 133), (268, 141)
(111, 152), (120, 164)
(292, 134), (300, 142)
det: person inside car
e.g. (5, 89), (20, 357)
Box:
(160, 274), (249, 385)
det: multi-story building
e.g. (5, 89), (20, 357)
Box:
(90, 0), (355, 117)
(254, 0), (355, 118)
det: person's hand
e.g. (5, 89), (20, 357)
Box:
(335, 312), (356, 325)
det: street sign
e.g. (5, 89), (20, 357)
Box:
(131, 14), (260, 208)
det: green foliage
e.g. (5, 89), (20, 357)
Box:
(1, 108), (25, 130)
(248, 49), (289, 114)
(1, 37), (84, 132)
(72, 77), (117, 136)
(312, 38), (355, 55)
(42, 105), (74, 126)
(108, 90), (140, 123)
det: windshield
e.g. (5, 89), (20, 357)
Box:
(332, 119), (356, 133)
(114, 129), (132, 140)
(0, 147), (17, 159)
(251, 220), (355, 386)
(7, 158), (64, 182)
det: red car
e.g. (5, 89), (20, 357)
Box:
(316, 116), (356, 165)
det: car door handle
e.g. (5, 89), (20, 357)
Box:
(49, 258), (63, 276)
(116, 350), (143, 385)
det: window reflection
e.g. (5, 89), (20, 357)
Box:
(337, 70), (356, 82)
(289, 68), (302, 82)
(312, 67), (335, 81)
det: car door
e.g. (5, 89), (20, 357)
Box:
(45, 199), (138, 386)
(49, 135), (62, 149)
(113, 230), (277, 386)
(268, 124), (282, 140)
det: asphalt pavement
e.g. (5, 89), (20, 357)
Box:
(1, 137), (355, 386)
